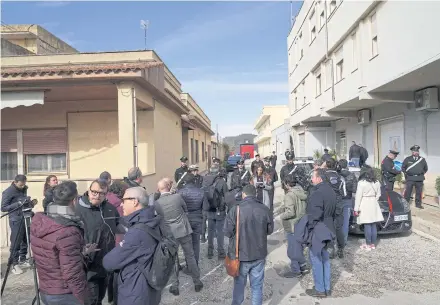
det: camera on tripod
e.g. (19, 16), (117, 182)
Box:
(17, 197), (38, 215)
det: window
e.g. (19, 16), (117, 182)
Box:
(320, 10), (325, 29)
(335, 47), (344, 82)
(315, 69), (322, 96)
(1, 130), (18, 180)
(195, 140), (199, 163)
(302, 82), (306, 105)
(325, 60), (332, 89)
(329, 0), (337, 15)
(370, 12), (378, 57)
(23, 129), (68, 174)
(351, 31), (358, 70)
(299, 32), (303, 59)
(202, 142), (205, 162)
(309, 9), (316, 43)
(190, 138), (195, 163)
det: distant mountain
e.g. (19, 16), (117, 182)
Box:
(223, 133), (256, 153)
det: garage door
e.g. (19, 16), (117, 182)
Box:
(299, 133), (305, 157)
(378, 117), (404, 162)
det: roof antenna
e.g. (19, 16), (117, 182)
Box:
(140, 20), (149, 50)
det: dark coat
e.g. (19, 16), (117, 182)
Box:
(30, 209), (87, 304)
(230, 168), (251, 190)
(1, 183), (28, 221)
(122, 178), (145, 189)
(349, 144), (361, 159)
(340, 169), (358, 199)
(106, 192), (125, 244)
(43, 187), (55, 213)
(306, 182), (337, 234)
(293, 214), (335, 260)
(224, 196), (274, 262)
(103, 207), (162, 305)
(381, 156), (400, 182)
(177, 184), (206, 234)
(174, 166), (188, 183)
(401, 155), (428, 182)
(202, 174), (228, 218)
(75, 194), (120, 280)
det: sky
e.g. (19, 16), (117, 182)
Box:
(2, 1), (301, 137)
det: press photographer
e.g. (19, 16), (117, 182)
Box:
(1, 174), (31, 275)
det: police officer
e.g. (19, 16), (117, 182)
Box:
(381, 150), (400, 191)
(188, 164), (203, 188)
(402, 145), (428, 209)
(280, 150), (295, 194)
(321, 148), (333, 162)
(174, 156), (188, 183)
(230, 159), (251, 190)
(251, 154), (265, 176)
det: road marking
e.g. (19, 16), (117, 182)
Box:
(166, 263), (224, 290)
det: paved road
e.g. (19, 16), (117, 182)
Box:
(2, 185), (440, 305)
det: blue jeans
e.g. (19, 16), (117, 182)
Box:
(41, 293), (82, 305)
(351, 158), (360, 167)
(309, 248), (331, 293)
(341, 199), (353, 245)
(208, 217), (225, 255)
(232, 259), (265, 305)
(286, 233), (305, 273)
(364, 223), (377, 245)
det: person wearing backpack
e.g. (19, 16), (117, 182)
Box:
(202, 165), (229, 260)
(103, 187), (162, 305)
(338, 159), (358, 245)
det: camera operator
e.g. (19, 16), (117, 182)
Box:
(1, 174), (30, 275)
(31, 181), (91, 305)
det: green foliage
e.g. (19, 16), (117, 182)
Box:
(435, 176), (440, 195)
(222, 143), (230, 157)
(395, 172), (404, 185)
(313, 149), (322, 160)
(372, 167), (382, 181)
(328, 149), (338, 161)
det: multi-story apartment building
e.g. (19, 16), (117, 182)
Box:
(288, 0), (440, 194)
(253, 105), (289, 158)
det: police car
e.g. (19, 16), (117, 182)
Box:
(347, 166), (412, 235)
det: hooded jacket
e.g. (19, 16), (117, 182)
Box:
(75, 194), (120, 280)
(103, 207), (162, 305)
(30, 206), (87, 304)
(280, 185), (307, 233)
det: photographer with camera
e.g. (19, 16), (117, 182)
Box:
(1, 174), (31, 275)
(31, 181), (92, 305)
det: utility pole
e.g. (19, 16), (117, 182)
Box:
(140, 20), (149, 50)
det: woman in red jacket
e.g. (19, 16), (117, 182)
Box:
(31, 181), (91, 305)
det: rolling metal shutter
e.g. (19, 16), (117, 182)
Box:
(1, 130), (17, 152)
(23, 129), (67, 155)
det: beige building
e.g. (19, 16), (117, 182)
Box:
(0, 25), (214, 246)
(253, 105), (289, 158)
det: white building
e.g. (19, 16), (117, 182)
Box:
(287, 0), (440, 195)
(253, 105), (289, 158)
(271, 119), (292, 170)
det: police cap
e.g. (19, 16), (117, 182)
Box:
(410, 145), (420, 152)
(285, 150), (294, 161)
(237, 159), (245, 165)
(180, 156), (188, 162)
(188, 164), (199, 171)
(389, 150), (399, 155)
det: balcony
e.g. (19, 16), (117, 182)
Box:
(254, 129), (271, 144)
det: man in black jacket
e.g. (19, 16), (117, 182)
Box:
(338, 159), (358, 245)
(381, 150), (400, 191)
(349, 141), (361, 167)
(224, 184), (273, 304)
(178, 173), (208, 266)
(306, 169), (336, 297)
(402, 145), (428, 209)
(230, 159), (251, 191)
(270, 151), (277, 169)
(1, 174), (30, 275)
(174, 156), (189, 186)
(202, 165), (228, 259)
(280, 150), (295, 194)
(251, 154), (265, 176)
(76, 179), (121, 305)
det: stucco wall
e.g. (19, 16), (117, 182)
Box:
(1, 38), (33, 56)
(187, 127), (210, 171)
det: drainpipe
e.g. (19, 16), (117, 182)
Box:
(324, 2), (335, 103)
(132, 87), (138, 167)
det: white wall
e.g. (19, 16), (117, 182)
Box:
(271, 123), (291, 162)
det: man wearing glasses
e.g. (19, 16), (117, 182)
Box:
(75, 179), (122, 305)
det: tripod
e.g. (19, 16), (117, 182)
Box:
(1, 205), (41, 305)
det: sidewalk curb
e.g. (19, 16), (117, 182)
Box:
(412, 228), (440, 243)
(411, 213), (440, 240)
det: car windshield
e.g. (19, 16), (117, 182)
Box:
(227, 156), (241, 164)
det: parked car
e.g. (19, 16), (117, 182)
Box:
(349, 185), (412, 235)
(226, 155), (242, 172)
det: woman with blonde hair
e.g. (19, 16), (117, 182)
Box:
(354, 166), (383, 250)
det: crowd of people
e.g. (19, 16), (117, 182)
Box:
(0, 141), (429, 304)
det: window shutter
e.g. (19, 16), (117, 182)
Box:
(23, 129), (67, 155)
(1, 130), (17, 152)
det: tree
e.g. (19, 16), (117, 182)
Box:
(222, 143), (230, 157)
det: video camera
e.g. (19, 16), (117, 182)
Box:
(17, 197), (38, 216)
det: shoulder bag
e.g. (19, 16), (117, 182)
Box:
(224, 206), (240, 277)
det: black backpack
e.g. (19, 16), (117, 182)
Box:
(204, 176), (222, 210)
(134, 224), (178, 291)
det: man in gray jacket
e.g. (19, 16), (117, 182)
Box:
(154, 178), (203, 296)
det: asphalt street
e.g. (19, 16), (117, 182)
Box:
(1, 184), (440, 305)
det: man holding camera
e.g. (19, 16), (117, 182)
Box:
(1, 174), (31, 275)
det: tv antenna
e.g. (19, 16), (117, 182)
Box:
(140, 20), (150, 50)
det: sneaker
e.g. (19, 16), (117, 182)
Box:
(18, 259), (31, 268)
(218, 252), (226, 260)
(300, 265), (310, 275)
(305, 288), (326, 298)
(169, 286), (179, 296)
(370, 244), (376, 250)
(11, 265), (23, 275)
(282, 271), (302, 278)
(337, 248), (344, 259)
(360, 244), (369, 250)
(194, 281), (204, 292)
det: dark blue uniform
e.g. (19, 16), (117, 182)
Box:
(402, 155), (428, 208)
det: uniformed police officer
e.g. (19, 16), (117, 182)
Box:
(188, 164), (203, 188)
(402, 145), (428, 209)
(174, 156), (189, 188)
(321, 148), (333, 162)
(280, 150), (295, 194)
(251, 154), (265, 176)
(230, 159), (251, 190)
(381, 150), (400, 191)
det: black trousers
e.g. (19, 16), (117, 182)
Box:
(85, 277), (108, 305)
(9, 219), (28, 264)
(334, 206), (345, 249)
(201, 211), (207, 239)
(404, 180), (423, 207)
(383, 179), (395, 191)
